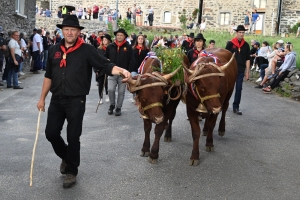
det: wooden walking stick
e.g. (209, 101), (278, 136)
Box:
(30, 109), (42, 187)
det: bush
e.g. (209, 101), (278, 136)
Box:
(289, 23), (300, 33)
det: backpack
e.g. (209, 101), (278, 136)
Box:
(3, 38), (11, 58)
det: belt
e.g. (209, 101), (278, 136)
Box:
(53, 95), (85, 99)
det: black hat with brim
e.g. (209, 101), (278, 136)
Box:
(234, 25), (248, 32)
(194, 33), (206, 42)
(56, 15), (84, 30)
(114, 28), (128, 38)
(101, 34), (112, 43)
(188, 32), (195, 38)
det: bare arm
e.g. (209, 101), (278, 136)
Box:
(111, 66), (131, 81)
(245, 60), (250, 80)
(37, 78), (52, 111)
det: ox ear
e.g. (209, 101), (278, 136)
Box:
(220, 53), (235, 71)
(162, 67), (181, 80)
(182, 62), (193, 75)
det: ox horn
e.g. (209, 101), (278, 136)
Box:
(162, 67), (181, 80)
(126, 77), (137, 85)
(182, 62), (193, 75)
(220, 52), (235, 71)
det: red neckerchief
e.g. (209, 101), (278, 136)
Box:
(102, 46), (107, 51)
(231, 37), (245, 53)
(115, 40), (127, 52)
(135, 45), (144, 55)
(186, 38), (193, 47)
(97, 37), (101, 44)
(193, 47), (201, 56)
(60, 38), (84, 67)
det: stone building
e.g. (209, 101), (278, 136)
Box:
(0, 0), (37, 35)
(37, 0), (300, 36)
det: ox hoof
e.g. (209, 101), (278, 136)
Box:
(148, 157), (158, 164)
(189, 159), (200, 166)
(164, 137), (172, 142)
(202, 131), (208, 136)
(205, 146), (214, 152)
(140, 151), (150, 157)
(218, 131), (225, 137)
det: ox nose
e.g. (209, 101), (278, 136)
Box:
(154, 116), (164, 124)
(212, 107), (222, 114)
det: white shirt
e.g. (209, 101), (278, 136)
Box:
(8, 38), (22, 56)
(32, 33), (43, 52)
(20, 38), (27, 50)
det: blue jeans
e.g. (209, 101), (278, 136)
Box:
(32, 51), (41, 71)
(260, 64), (268, 79)
(43, 50), (48, 69)
(7, 67), (19, 87)
(233, 72), (244, 110)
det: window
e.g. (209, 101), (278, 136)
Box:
(15, 0), (25, 15)
(220, 13), (230, 25)
(164, 11), (171, 23)
(253, 0), (266, 9)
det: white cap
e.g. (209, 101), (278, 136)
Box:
(277, 39), (284, 44)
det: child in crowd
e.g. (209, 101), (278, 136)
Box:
(144, 14), (148, 26)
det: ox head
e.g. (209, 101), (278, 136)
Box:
(183, 53), (235, 114)
(126, 68), (180, 124)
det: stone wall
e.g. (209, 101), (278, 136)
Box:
(0, 0), (37, 34)
(36, 17), (108, 33)
(37, 0), (199, 27)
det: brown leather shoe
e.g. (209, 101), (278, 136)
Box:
(63, 174), (76, 188)
(60, 160), (67, 174)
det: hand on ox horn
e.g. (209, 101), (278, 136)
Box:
(119, 70), (132, 82)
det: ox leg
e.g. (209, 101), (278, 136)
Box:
(218, 106), (228, 137)
(205, 114), (219, 152)
(187, 109), (201, 166)
(202, 114), (209, 136)
(164, 101), (179, 142)
(148, 122), (166, 164)
(141, 119), (152, 157)
(218, 92), (232, 137)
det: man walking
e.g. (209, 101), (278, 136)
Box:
(36, 15), (131, 189)
(225, 25), (250, 115)
(105, 28), (135, 116)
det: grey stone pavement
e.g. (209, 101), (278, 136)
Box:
(0, 71), (300, 200)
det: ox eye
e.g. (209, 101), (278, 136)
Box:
(142, 99), (146, 102)
(200, 87), (205, 92)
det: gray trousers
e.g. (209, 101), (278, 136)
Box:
(108, 75), (126, 108)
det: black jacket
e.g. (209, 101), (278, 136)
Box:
(225, 40), (250, 73)
(104, 41), (135, 72)
(45, 39), (115, 97)
(187, 48), (203, 64)
(130, 48), (149, 72)
(181, 39), (194, 55)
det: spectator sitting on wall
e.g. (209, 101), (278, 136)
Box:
(45, 8), (51, 17)
(186, 17), (194, 29)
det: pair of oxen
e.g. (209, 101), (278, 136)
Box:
(125, 48), (237, 166)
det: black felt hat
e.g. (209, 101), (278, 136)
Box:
(101, 34), (112, 43)
(188, 32), (195, 38)
(56, 15), (84, 30)
(194, 33), (206, 42)
(234, 25), (248, 32)
(114, 28), (128, 38)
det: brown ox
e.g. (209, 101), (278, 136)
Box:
(127, 55), (189, 164)
(184, 48), (237, 166)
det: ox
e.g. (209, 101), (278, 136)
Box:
(183, 48), (237, 166)
(126, 56), (189, 164)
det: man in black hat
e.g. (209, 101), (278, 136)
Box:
(225, 25), (250, 115)
(36, 15), (131, 189)
(105, 28), (135, 116)
(181, 32), (194, 55)
(187, 33), (206, 64)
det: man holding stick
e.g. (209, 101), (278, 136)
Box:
(36, 15), (131, 188)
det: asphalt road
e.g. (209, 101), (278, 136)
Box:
(0, 72), (300, 200)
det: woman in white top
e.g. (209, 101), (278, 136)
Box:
(200, 19), (206, 33)
(7, 31), (23, 89)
